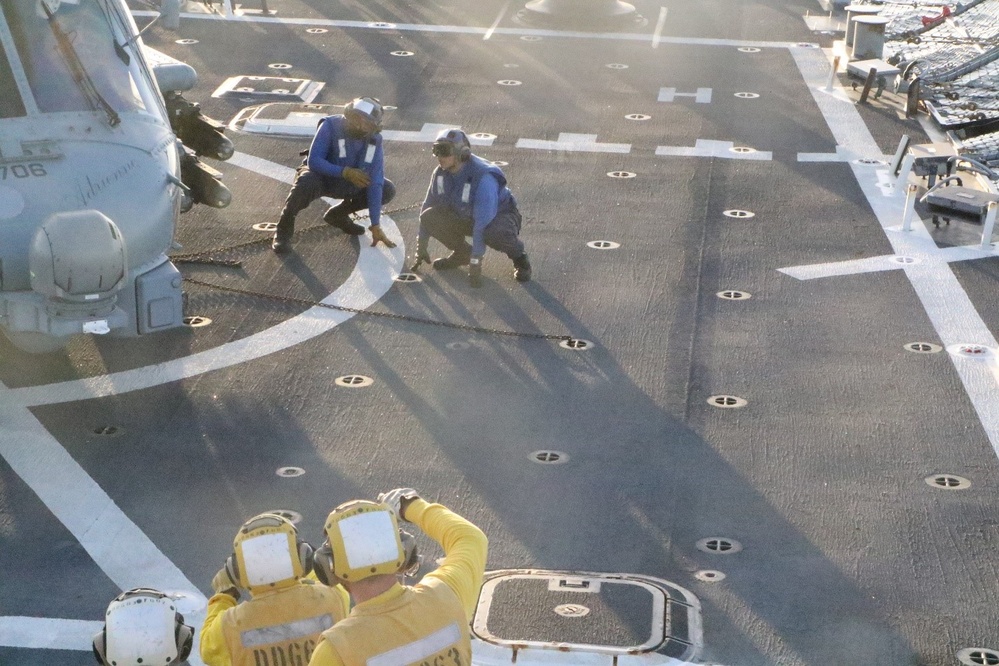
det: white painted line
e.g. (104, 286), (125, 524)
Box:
(484, 1), (510, 40)
(516, 133), (631, 153)
(0, 403), (205, 595)
(0, 398), (207, 660)
(797, 145), (880, 162)
(226, 150), (297, 182)
(791, 45), (999, 458)
(0, 617), (103, 650)
(780, 244), (999, 280)
(875, 169), (897, 197)
(779, 254), (905, 280)
(381, 123), (494, 145)
(658, 87), (712, 103)
(0, 149), (401, 657)
(652, 7), (668, 48)
(656, 139), (772, 160)
(8, 152), (404, 409)
(129, 10), (808, 48)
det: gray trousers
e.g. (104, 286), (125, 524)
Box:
(277, 167), (396, 233)
(420, 206), (525, 259)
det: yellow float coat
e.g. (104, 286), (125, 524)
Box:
(309, 499), (487, 666)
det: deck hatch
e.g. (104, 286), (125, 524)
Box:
(472, 570), (701, 662)
(213, 76), (323, 104)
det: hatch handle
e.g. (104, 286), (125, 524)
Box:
(558, 578), (590, 589)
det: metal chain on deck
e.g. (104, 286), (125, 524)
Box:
(182, 277), (572, 341)
(170, 201), (424, 266)
(174, 201), (572, 341)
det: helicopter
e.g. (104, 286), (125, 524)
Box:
(0, 0), (231, 353)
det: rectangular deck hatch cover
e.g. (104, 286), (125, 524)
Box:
(231, 103), (337, 137)
(472, 571), (684, 654)
(486, 577), (654, 647)
(213, 76), (323, 104)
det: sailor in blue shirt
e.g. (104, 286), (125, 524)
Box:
(273, 97), (397, 253)
(416, 129), (531, 286)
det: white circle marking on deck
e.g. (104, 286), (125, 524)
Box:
(9, 151), (405, 409)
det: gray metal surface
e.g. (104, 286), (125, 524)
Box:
(2, 1), (999, 666)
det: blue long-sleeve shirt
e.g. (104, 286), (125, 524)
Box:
(420, 156), (511, 257)
(307, 115), (386, 226)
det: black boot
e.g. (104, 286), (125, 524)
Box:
(323, 205), (365, 235)
(513, 253), (532, 282)
(433, 249), (471, 270)
(272, 217), (294, 253)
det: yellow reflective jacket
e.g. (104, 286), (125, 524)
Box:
(201, 578), (350, 666)
(308, 500), (488, 666)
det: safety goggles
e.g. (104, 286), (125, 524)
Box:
(432, 142), (455, 157)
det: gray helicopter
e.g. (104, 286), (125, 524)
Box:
(0, 0), (231, 353)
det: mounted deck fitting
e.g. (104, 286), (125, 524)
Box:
(851, 15), (890, 61)
(844, 4), (881, 49)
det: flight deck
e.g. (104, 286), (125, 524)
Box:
(2, 1), (999, 665)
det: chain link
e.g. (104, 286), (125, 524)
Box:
(173, 201), (570, 340)
(170, 201), (423, 265)
(182, 277), (572, 341)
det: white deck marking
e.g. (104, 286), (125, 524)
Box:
(129, 10), (809, 49)
(516, 133), (631, 154)
(656, 139), (772, 160)
(797, 145), (879, 162)
(381, 123), (494, 145)
(8, 152), (404, 409)
(0, 151), (400, 656)
(790, 46), (999, 457)
(0, 618), (104, 650)
(652, 7), (668, 48)
(484, 1), (509, 40)
(658, 87), (713, 103)
(780, 242), (999, 280)
(9, 10), (993, 657)
(0, 394), (208, 661)
(226, 150), (296, 181)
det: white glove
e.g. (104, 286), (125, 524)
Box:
(377, 488), (420, 522)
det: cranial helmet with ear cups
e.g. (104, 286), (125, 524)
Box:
(343, 97), (384, 131)
(92, 588), (193, 666)
(432, 128), (472, 161)
(224, 513), (314, 593)
(314, 500), (418, 584)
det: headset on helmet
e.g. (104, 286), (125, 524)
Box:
(313, 500), (420, 585)
(92, 588), (193, 666)
(344, 97), (384, 132)
(224, 513), (314, 593)
(432, 128), (471, 161)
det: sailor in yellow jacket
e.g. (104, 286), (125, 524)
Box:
(308, 488), (488, 666)
(200, 513), (350, 666)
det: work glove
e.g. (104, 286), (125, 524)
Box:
(211, 567), (240, 600)
(342, 167), (371, 188)
(369, 225), (397, 248)
(377, 488), (420, 523)
(469, 257), (482, 288)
